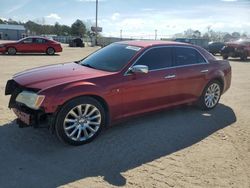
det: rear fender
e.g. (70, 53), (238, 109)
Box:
(206, 60), (231, 93)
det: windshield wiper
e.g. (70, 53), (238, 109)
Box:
(74, 60), (80, 64)
(81, 63), (96, 69)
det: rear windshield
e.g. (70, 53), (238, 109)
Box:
(197, 46), (216, 61)
(79, 43), (141, 72)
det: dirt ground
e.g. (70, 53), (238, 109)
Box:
(0, 42), (250, 188)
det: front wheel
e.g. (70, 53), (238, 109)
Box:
(7, 47), (16, 55)
(198, 81), (222, 110)
(55, 97), (105, 145)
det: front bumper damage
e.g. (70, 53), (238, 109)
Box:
(5, 79), (55, 129)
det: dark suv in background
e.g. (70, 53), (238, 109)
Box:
(208, 42), (225, 55)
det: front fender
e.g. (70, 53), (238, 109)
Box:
(40, 81), (105, 113)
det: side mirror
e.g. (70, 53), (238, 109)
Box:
(129, 65), (149, 74)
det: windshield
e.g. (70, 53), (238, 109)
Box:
(79, 43), (141, 72)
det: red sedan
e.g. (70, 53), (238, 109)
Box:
(5, 41), (231, 145)
(0, 36), (62, 55)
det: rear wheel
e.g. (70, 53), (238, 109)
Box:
(240, 52), (248, 61)
(55, 97), (105, 145)
(46, 47), (55, 55)
(198, 81), (222, 110)
(7, 47), (16, 55)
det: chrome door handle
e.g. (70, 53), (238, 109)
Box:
(165, 75), (176, 79)
(200, 69), (209, 73)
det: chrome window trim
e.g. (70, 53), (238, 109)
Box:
(124, 45), (209, 76)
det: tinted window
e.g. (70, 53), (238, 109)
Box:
(174, 47), (206, 66)
(135, 47), (173, 70)
(35, 38), (47, 44)
(79, 44), (141, 72)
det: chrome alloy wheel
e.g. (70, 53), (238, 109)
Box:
(47, 47), (55, 55)
(8, 47), (16, 55)
(204, 83), (221, 108)
(63, 104), (101, 141)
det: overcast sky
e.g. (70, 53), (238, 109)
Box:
(0, 0), (249, 38)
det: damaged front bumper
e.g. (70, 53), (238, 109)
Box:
(11, 104), (51, 128)
(5, 79), (55, 129)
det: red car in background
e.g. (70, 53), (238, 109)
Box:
(221, 40), (250, 60)
(5, 41), (231, 145)
(0, 36), (62, 55)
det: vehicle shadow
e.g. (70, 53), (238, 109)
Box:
(0, 104), (236, 187)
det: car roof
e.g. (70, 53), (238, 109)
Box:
(116, 40), (191, 48)
(22, 36), (51, 40)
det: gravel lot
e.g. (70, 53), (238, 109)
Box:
(0, 43), (250, 188)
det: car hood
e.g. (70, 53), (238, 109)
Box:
(13, 62), (113, 90)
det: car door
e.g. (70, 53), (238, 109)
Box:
(16, 38), (35, 52)
(121, 46), (179, 118)
(34, 38), (48, 52)
(173, 46), (210, 103)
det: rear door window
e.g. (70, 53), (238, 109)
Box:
(35, 38), (47, 44)
(134, 47), (173, 70)
(174, 47), (206, 66)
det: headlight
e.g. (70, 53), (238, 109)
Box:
(16, 91), (45, 110)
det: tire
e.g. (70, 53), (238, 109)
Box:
(7, 47), (16, 55)
(198, 80), (222, 111)
(222, 54), (228, 59)
(240, 52), (248, 61)
(46, 47), (55, 55)
(55, 97), (105, 146)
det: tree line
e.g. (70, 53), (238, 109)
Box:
(0, 18), (88, 37)
(0, 18), (248, 42)
(173, 28), (248, 42)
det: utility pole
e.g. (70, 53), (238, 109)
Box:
(120, 29), (122, 40)
(155, 29), (157, 40)
(95, 0), (98, 45)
